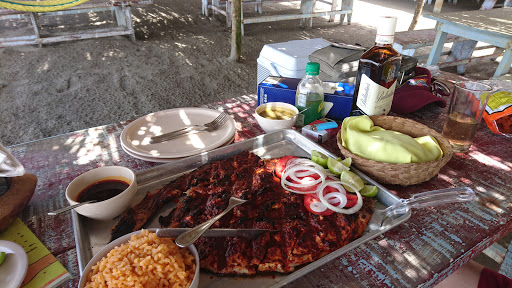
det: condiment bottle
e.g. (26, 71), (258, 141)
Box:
(295, 62), (324, 126)
(350, 16), (402, 116)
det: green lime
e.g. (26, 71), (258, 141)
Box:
(311, 150), (328, 168)
(360, 185), (379, 197)
(339, 170), (365, 192)
(327, 157), (349, 175)
(0, 251), (6, 265)
(340, 157), (352, 168)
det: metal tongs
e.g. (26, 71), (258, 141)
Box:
(368, 187), (476, 230)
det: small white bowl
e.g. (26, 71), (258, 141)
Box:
(65, 166), (137, 220)
(79, 229), (200, 288)
(255, 102), (299, 133)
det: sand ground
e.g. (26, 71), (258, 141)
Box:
(0, 0), (502, 147)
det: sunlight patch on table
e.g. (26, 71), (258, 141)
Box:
(108, 134), (121, 161)
(470, 151), (511, 171)
(403, 251), (427, 275)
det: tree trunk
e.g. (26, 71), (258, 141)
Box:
(408, 0), (424, 31)
(229, 0), (242, 61)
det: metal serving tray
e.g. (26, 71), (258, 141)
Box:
(72, 129), (411, 287)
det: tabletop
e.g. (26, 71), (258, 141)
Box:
(424, 8), (512, 38)
(6, 86), (512, 287)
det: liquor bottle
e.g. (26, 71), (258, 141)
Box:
(295, 62), (324, 126)
(350, 16), (402, 116)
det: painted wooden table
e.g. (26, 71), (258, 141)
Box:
(7, 91), (512, 287)
(424, 8), (512, 78)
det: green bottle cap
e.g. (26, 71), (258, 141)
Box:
(305, 62), (320, 76)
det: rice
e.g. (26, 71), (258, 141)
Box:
(84, 230), (196, 288)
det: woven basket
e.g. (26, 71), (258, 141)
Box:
(336, 116), (453, 186)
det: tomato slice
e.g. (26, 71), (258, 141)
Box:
(345, 193), (358, 208)
(304, 193), (334, 216)
(274, 155), (298, 178)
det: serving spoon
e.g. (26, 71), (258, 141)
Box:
(175, 197), (247, 247)
(47, 200), (97, 215)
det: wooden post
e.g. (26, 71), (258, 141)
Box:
(433, 0), (444, 13)
(408, 0), (424, 31)
(229, 0), (242, 61)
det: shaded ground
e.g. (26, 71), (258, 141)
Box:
(0, 0), (502, 146)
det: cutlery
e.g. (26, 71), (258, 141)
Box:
(47, 200), (97, 215)
(156, 228), (276, 238)
(368, 187), (476, 230)
(150, 112), (229, 144)
(175, 197), (247, 247)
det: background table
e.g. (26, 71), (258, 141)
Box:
(7, 90), (512, 287)
(425, 8), (512, 78)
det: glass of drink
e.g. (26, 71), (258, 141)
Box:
(442, 81), (493, 153)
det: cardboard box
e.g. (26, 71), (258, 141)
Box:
(257, 76), (354, 121)
(302, 119), (340, 143)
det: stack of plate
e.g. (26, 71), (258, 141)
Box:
(120, 108), (236, 162)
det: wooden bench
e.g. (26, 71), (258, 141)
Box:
(392, 29), (464, 57)
(0, 0), (152, 48)
(206, 0), (353, 36)
(393, 28), (504, 75)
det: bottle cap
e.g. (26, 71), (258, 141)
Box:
(305, 62), (320, 76)
(375, 16), (397, 44)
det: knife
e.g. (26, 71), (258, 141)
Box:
(156, 228), (276, 239)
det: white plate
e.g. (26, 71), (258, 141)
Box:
(121, 134), (236, 163)
(0, 240), (28, 288)
(79, 229), (200, 288)
(120, 108), (236, 159)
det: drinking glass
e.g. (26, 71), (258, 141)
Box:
(442, 81), (493, 153)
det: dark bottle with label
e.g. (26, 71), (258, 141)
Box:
(350, 16), (402, 116)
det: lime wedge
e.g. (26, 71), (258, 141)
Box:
(0, 251), (5, 265)
(311, 150), (328, 168)
(340, 157), (352, 168)
(339, 170), (365, 192)
(327, 157), (349, 175)
(360, 185), (378, 197)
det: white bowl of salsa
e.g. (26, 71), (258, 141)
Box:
(65, 166), (137, 220)
(255, 102), (298, 133)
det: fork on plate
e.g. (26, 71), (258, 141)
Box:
(150, 112), (229, 144)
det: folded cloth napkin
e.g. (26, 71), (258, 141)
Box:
(341, 116), (443, 164)
(0, 144), (25, 177)
(309, 44), (365, 83)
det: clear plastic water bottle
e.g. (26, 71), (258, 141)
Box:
(295, 62), (324, 126)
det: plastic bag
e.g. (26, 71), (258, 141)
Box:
(483, 91), (512, 137)
(0, 144), (25, 177)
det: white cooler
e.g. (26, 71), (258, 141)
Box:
(256, 38), (331, 87)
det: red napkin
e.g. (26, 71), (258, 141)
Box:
(391, 67), (447, 114)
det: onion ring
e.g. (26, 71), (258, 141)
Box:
(317, 182), (363, 214)
(281, 165), (326, 194)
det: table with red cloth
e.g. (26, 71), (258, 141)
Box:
(7, 88), (512, 287)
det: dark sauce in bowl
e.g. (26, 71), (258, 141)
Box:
(75, 179), (129, 203)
